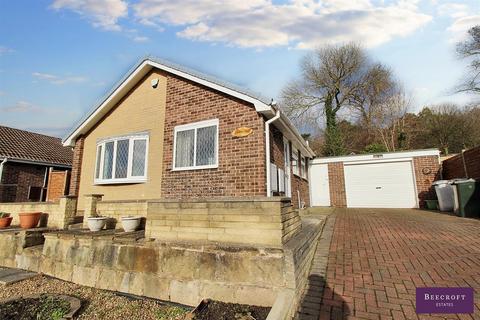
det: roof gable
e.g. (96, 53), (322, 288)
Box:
(62, 57), (315, 157)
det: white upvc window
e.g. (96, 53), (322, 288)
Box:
(301, 156), (307, 179)
(292, 148), (299, 176)
(94, 133), (149, 184)
(173, 119), (219, 171)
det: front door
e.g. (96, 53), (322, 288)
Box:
(283, 139), (292, 197)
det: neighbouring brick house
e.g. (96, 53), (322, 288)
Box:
(0, 126), (72, 202)
(62, 57), (315, 212)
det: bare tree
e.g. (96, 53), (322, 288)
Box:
(370, 90), (411, 152)
(281, 43), (367, 156)
(457, 25), (480, 95)
(350, 64), (397, 135)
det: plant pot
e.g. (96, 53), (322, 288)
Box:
(0, 217), (13, 228)
(87, 217), (107, 232)
(18, 212), (42, 229)
(121, 216), (142, 232)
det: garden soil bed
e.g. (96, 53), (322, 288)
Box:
(193, 299), (270, 320)
(0, 294), (70, 320)
(0, 275), (187, 320)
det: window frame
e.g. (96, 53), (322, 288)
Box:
(301, 156), (308, 180)
(94, 133), (149, 185)
(292, 147), (300, 177)
(172, 119), (219, 171)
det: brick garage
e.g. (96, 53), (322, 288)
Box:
(309, 150), (440, 208)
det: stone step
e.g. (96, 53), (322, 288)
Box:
(0, 267), (37, 285)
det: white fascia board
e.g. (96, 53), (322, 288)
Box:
(311, 149), (440, 164)
(63, 59), (272, 147)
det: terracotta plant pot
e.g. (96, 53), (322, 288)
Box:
(19, 212), (42, 229)
(121, 216), (142, 232)
(0, 216), (13, 228)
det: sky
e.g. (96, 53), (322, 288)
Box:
(0, 0), (479, 138)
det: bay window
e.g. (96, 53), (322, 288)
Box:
(173, 119), (219, 170)
(94, 133), (148, 184)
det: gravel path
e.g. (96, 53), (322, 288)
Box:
(0, 275), (188, 320)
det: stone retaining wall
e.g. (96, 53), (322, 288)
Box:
(0, 196), (77, 229)
(84, 196), (301, 248)
(0, 214), (323, 313)
(145, 197), (301, 247)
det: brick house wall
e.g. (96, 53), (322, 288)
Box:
(270, 125), (310, 208)
(67, 68), (312, 206)
(443, 146), (480, 179)
(161, 74), (267, 198)
(0, 162), (46, 202)
(413, 156), (441, 207)
(328, 162), (347, 207)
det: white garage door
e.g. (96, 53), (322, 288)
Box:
(310, 163), (330, 206)
(344, 161), (418, 208)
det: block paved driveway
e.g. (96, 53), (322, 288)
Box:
(301, 208), (480, 320)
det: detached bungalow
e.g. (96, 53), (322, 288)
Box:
(63, 57), (315, 212)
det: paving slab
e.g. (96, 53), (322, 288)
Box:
(0, 267), (37, 285)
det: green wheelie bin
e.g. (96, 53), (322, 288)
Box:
(451, 179), (480, 218)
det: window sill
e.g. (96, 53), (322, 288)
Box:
(94, 178), (147, 185)
(171, 165), (218, 172)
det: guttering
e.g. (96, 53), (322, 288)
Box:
(0, 157), (71, 169)
(0, 158), (7, 183)
(265, 109), (281, 197)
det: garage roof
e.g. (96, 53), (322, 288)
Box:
(311, 149), (440, 164)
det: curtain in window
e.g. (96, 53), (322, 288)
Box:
(115, 139), (129, 178)
(95, 145), (102, 179)
(196, 125), (216, 166)
(132, 139), (147, 176)
(175, 129), (195, 167)
(103, 141), (114, 179)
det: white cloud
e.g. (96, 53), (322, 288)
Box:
(438, 3), (469, 18)
(132, 0), (432, 48)
(437, 2), (480, 42)
(0, 46), (14, 55)
(132, 35), (149, 42)
(1, 101), (43, 113)
(447, 14), (480, 42)
(32, 72), (88, 85)
(51, 0), (128, 31)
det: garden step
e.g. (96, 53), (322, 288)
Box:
(0, 267), (37, 285)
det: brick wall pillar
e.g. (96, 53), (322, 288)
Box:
(82, 194), (104, 228)
(413, 156), (440, 208)
(58, 195), (78, 228)
(69, 135), (84, 196)
(328, 162), (347, 207)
